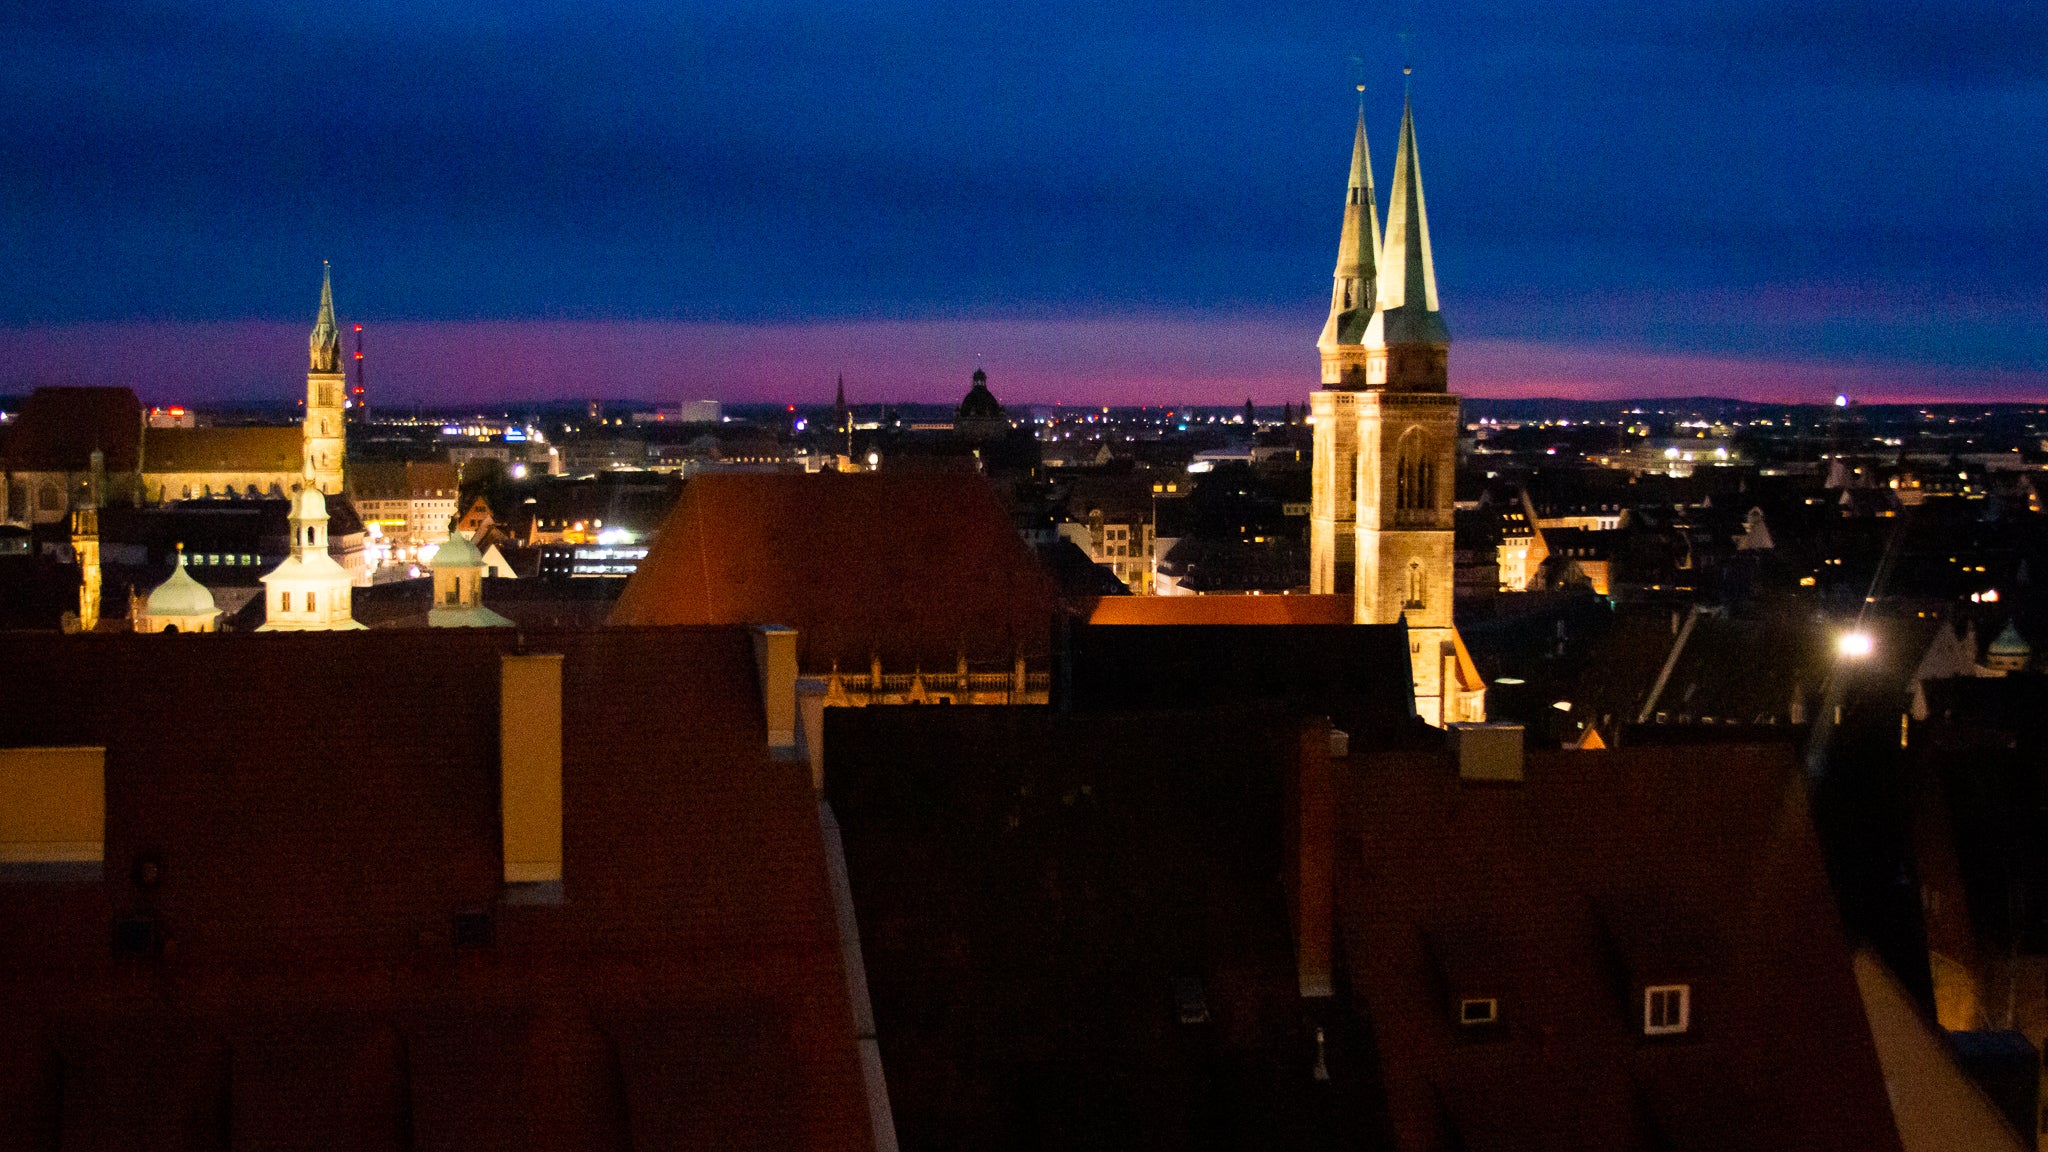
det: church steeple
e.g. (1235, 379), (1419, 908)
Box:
(303, 262), (348, 495)
(1366, 96), (1449, 351)
(310, 261), (341, 374)
(1318, 96), (1381, 387)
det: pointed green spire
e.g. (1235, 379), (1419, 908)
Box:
(1370, 97), (1448, 346)
(309, 261), (341, 373)
(1317, 96), (1381, 354)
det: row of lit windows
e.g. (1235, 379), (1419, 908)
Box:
(190, 553), (259, 567)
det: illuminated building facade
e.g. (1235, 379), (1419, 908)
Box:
(1309, 95), (1484, 725)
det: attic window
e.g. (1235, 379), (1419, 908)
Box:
(1458, 998), (1498, 1026)
(1644, 984), (1690, 1035)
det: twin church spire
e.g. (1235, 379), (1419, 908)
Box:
(1316, 100), (1381, 358)
(1318, 90), (1447, 386)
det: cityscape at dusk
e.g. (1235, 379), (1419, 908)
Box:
(3, 2), (2047, 1150)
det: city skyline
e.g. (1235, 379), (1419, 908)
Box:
(3, 0), (2043, 405)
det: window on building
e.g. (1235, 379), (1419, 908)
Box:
(1407, 561), (1425, 610)
(280, 592), (291, 612)
(305, 592), (316, 613)
(1458, 998), (1498, 1026)
(1644, 984), (1690, 1035)
(446, 585), (460, 606)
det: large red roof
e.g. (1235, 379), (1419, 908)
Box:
(0, 627), (876, 1150)
(1083, 593), (1352, 625)
(611, 471), (1055, 669)
(1337, 743), (1902, 1151)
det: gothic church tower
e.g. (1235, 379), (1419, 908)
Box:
(1310, 92), (1482, 725)
(304, 262), (347, 496)
(1309, 99), (1380, 596)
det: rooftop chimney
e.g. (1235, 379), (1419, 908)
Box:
(1448, 722), (1524, 783)
(500, 653), (563, 884)
(1287, 718), (1337, 998)
(754, 625), (799, 759)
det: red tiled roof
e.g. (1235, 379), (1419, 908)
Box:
(0, 627), (876, 1150)
(0, 386), (141, 472)
(1336, 743), (1901, 1152)
(140, 426), (301, 473)
(611, 472), (1055, 668)
(1083, 593), (1351, 625)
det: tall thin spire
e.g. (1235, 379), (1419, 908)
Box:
(1368, 96), (1448, 346)
(310, 261), (341, 373)
(1316, 92), (1381, 357)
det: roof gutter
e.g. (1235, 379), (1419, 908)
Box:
(1637, 606), (1701, 726)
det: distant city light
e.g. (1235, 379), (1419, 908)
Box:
(1836, 631), (1874, 659)
(1551, 700), (1572, 711)
(1835, 394), (1849, 408)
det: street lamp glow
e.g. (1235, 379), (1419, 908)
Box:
(1836, 631), (1874, 659)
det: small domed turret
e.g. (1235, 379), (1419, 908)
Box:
(954, 369), (1007, 444)
(137, 544), (220, 633)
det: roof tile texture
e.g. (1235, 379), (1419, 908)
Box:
(1338, 743), (1902, 1152)
(0, 627), (873, 1152)
(611, 472), (1055, 668)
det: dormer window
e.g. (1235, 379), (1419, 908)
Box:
(1644, 984), (1690, 1035)
(1458, 998), (1498, 1026)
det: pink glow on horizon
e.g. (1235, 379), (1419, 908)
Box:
(1, 317), (2040, 408)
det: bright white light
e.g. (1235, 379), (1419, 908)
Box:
(595, 528), (633, 546)
(1835, 394), (1849, 408)
(511, 464), (528, 479)
(1837, 631), (1874, 659)
(1551, 700), (1572, 712)
(1495, 677), (1525, 686)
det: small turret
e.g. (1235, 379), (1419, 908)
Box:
(954, 369), (1007, 444)
(429, 529), (513, 628)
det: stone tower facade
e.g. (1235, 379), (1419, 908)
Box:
(1309, 105), (1379, 597)
(303, 262), (347, 496)
(1310, 95), (1482, 726)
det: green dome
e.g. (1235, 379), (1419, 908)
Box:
(432, 531), (483, 569)
(1989, 621), (2031, 656)
(146, 560), (217, 617)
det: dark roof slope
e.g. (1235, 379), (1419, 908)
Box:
(0, 627), (875, 1150)
(1063, 622), (1419, 741)
(1336, 743), (1901, 1152)
(825, 705), (1374, 1150)
(611, 472), (1056, 667)
(0, 386), (141, 472)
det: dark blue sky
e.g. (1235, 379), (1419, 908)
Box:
(2, 0), (2043, 400)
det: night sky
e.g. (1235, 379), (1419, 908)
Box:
(2, 1), (2042, 406)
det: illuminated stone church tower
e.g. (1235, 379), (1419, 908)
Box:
(303, 262), (347, 496)
(1309, 99), (1380, 596)
(1311, 93), (1483, 725)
